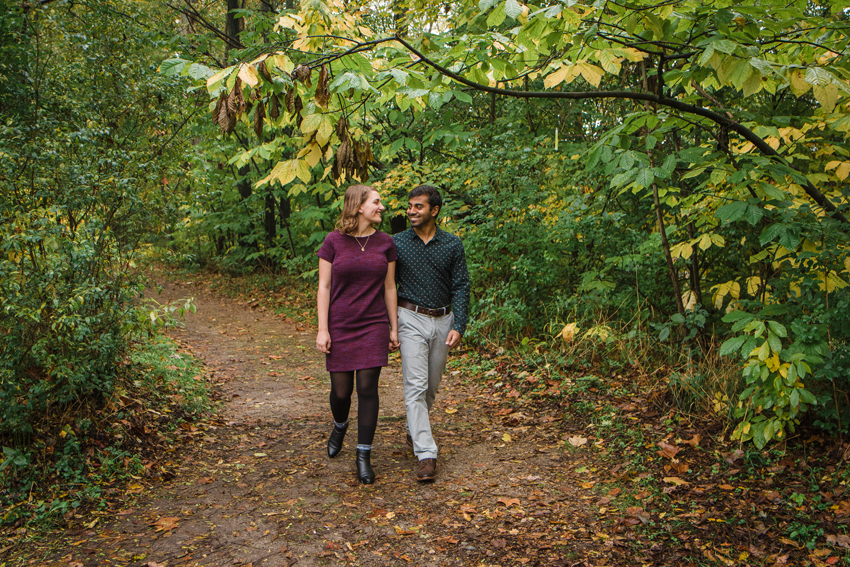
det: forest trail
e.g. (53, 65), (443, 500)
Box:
(32, 276), (602, 567)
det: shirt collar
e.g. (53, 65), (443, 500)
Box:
(408, 227), (442, 243)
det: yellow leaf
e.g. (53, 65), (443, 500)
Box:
(746, 276), (762, 296)
(445, 408), (458, 414)
(206, 67), (232, 90)
(560, 322), (579, 342)
(300, 114), (323, 134)
(238, 63), (259, 87)
(502, 433), (512, 442)
(788, 69), (810, 96)
(767, 354), (780, 372)
(698, 234), (712, 251)
(836, 162), (850, 181)
(576, 62), (603, 87)
(825, 160), (842, 171)
(358, 25), (373, 37)
(268, 159), (299, 186)
(306, 143), (322, 167)
(544, 64), (571, 88)
(663, 477), (689, 486)
(757, 340), (770, 362)
(813, 83), (839, 113)
(620, 47), (647, 62)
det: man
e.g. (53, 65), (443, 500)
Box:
(393, 185), (471, 482)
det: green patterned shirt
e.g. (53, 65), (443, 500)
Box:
(393, 227), (471, 335)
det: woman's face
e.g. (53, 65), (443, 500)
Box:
(359, 190), (385, 224)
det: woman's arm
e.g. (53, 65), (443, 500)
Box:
(316, 258), (332, 353)
(384, 261), (399, 351)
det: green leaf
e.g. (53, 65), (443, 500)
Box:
(759, 223), (785, 246)
(159, 58), (190, 76)
(716, 201), (747, 222)
(661, 154), (677, 174)
(767, 321), (787, 338)
(453, 90), (473, 103)
(504, 0), (523, 19)
(487, 2), (507, 26)
(767, 331), (782, 354)
(805, 67), (833, 86)
(634, 168), (655, 188)
(743, 204), (764, 226)
(720, 336), (747, 356)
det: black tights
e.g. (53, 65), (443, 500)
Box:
(329, 367), (381, 446)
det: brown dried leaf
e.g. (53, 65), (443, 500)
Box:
(292, 64), (312, 86)
(657, 441), (680, 459)
(285, 88), (295, 113)
(827, 534), (850, 548)
(212, 91), (226, 123)
(496, 497), (520, 507)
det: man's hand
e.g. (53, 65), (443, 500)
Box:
(445, 330), (462, 350)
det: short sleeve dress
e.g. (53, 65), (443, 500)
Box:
(316, 230), (398, 372)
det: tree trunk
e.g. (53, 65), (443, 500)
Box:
(225, 0), (243, 62)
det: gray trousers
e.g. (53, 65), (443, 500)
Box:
(398, 307), (454, 460)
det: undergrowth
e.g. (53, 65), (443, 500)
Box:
(0, 334), (214, 530)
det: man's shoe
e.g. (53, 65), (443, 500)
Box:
(356, 449), (375, 484)
(406, 433), (413, 448)
(327, 425), (347, 458)
(416, 458), (437, 481)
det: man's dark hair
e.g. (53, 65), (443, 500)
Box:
(409, 185), (442, 212)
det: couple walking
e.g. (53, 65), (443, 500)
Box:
(315, 184), (470, 484)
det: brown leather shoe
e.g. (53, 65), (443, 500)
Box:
(416, 458), (437, 481)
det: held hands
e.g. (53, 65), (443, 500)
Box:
(316, 330), (331, 354)
(445, 330), (462, 350)
(389, 330), (400, 352)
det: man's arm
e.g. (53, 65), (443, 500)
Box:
(447, 237), (471, 348)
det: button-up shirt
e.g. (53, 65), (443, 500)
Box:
(393, 227), (471, 335)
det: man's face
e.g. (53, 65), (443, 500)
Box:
(407, 195), (438, 227)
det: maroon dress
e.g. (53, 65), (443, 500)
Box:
(316, 230), (397, 372)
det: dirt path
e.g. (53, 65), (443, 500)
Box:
(32, 277), (604, 567)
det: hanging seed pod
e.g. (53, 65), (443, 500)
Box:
(314, 65), (330, 107)
(254, 100), (265, 139)
(336, 116), (348, 140)
(269, 94), (281, 120)
(352, 140), (364, 169)
(212, 91), (226, 123)
(258, 60), (272, 82)
(294, 96), (303, 127)
(218, 99), (236, 134)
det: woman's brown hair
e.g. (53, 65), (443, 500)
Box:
(335, 184), (376, 235)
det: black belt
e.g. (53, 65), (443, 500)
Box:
(398, 299), (451, 317)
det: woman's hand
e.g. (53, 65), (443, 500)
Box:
(389, 330), (400, 352)
(316, 330), (331, 354)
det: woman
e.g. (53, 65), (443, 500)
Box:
(316, 185), (399, 484)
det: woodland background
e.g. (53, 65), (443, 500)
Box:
(2, 0), (850, 543)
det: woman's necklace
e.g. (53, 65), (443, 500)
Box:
(350, 231), (372, 252)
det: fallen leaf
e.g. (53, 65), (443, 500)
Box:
(568, 436), (588, 447)
(497, 498), (520, 507)
(150, 516), (179, 533)
(657, 441), (680, 459)
(254, 453), (268, 458)
(491, 538), (507, 548)
(719, 484), (735, 490)
(445, 408), (458, 414)
(663, 476), (689, 486)
(502, 433), (512, 442)
(198, 477), (215, 484)
(580, 481), (596, 489)
(827, 534), (850, 548)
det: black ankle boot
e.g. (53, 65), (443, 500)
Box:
(327, 425), (347, 458)
(355, 449), (375, 484)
